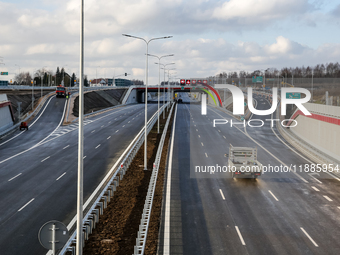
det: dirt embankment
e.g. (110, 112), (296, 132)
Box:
(4, 90), (51, 123)
(72, 89), (126, 117)
(81, 108), (174, 255)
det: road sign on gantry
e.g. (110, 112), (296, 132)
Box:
(186, 80), (191, 85)
(203, 80), (207, 84)
(192, 80), (196, 84)
(180, 79), (185, 85)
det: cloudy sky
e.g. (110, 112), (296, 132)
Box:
(0, 0), (340, 84)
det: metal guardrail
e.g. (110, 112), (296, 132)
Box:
(133, 103), (175, 255)
(58, 102), (171, 255)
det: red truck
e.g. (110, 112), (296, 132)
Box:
(56, 85), (67, 98)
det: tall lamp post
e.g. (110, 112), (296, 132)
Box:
(76, 0), (85, 254)
(122, 34), (172, 170)
(147, 54), (174, 133)
(157, 62), (175, 118)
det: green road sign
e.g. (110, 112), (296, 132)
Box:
(286, 93), (301, 99)
(181, 86), (184, 90)
(252, 76), (263, 83)
(1, 72), (8, 75)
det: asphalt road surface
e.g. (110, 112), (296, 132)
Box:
(0, 96), (160, 255)
(159, 93), (340, 255)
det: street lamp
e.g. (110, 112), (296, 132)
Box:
(157, 62), (175, 119)
(96, 66), (100, 86)
(147, 54), (174, 133)
(41, 66), (47, 97)
(122, 33), (173, 170)
(311, 69), (314, 103)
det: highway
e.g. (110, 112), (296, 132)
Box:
(160, 92), (340, 255)
(0, 96), (160, 254)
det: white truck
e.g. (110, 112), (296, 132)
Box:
(227, 144), (263, 179)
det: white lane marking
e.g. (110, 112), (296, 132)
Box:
(338, 206), (340, 210)
(107, 136), (111, 140)
(163, 104), (177, 255)
(201, 142), (204, 146)
(114, 118), (117, 120)
(122, 125), (125, 128)
(116, 130), (119, 133)
(309, 174), (322, 184)
(128, 121), (130, 123)
(8, 173), (22, 182)
(218, 130), (221, 132)
(91, 130), (95, 133)
(311, 186), (320, 192)
(95, 144), (101, 149)
(63, 145), (70, 150)
(108, 121), (111, 124)
(18, 198), (35, 212)
(223, 135), (226, 139)
(268, 190), (279, 201)
(205, 153), (208, 158)
(56, 172), (67, 181)
(300, 227), (318, 247)
(325, 172), (340, 182)
(235, 226), (246, 245)
(33, 99), (67, 147)
(219, 189), (225, 200)
(83, 156), (87, 159)
(41, 156), (50, 162)
(323, 195), (333, 202)
(101, 125), (104, 128)
(198, 135), (200, 138)
(196, 129), (198, 132)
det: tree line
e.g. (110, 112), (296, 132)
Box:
(217, 62), (340, 79)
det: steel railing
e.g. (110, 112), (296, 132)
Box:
(58, 102), (171, 255)
(133, 103), (175, 255)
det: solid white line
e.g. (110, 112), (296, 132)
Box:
(56, 172), (66, 181)
(268, 190), (279, 201)
(163, 104), (177, 255)
(107, 136), (111, 140)
(8, 173), (22, 182)
(235, 226), (246, 245)
(300, 227), (318, 247)
(325, 172), (340, 182)
(41, 156), (50, 162)
(18, 198), (35, 212)
(309, 174), (322, 184)
(311, 186), (320, 192)
(95, 144), (101, 149)
(219, 189), (225, 200)
(63, 145), (70, 150)
(323, 195), (333, 202)
(0, 96), (54, 147)
(205, 153), (208, 158)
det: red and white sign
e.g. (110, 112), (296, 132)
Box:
(180, 79), (185, 85)
(192, 80), (196, 84)
(186, 80), (191, 84)
(203, 80), (207, 84)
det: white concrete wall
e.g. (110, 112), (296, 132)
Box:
(0, 105), (14, 132)
(291, 115), (340, 160)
